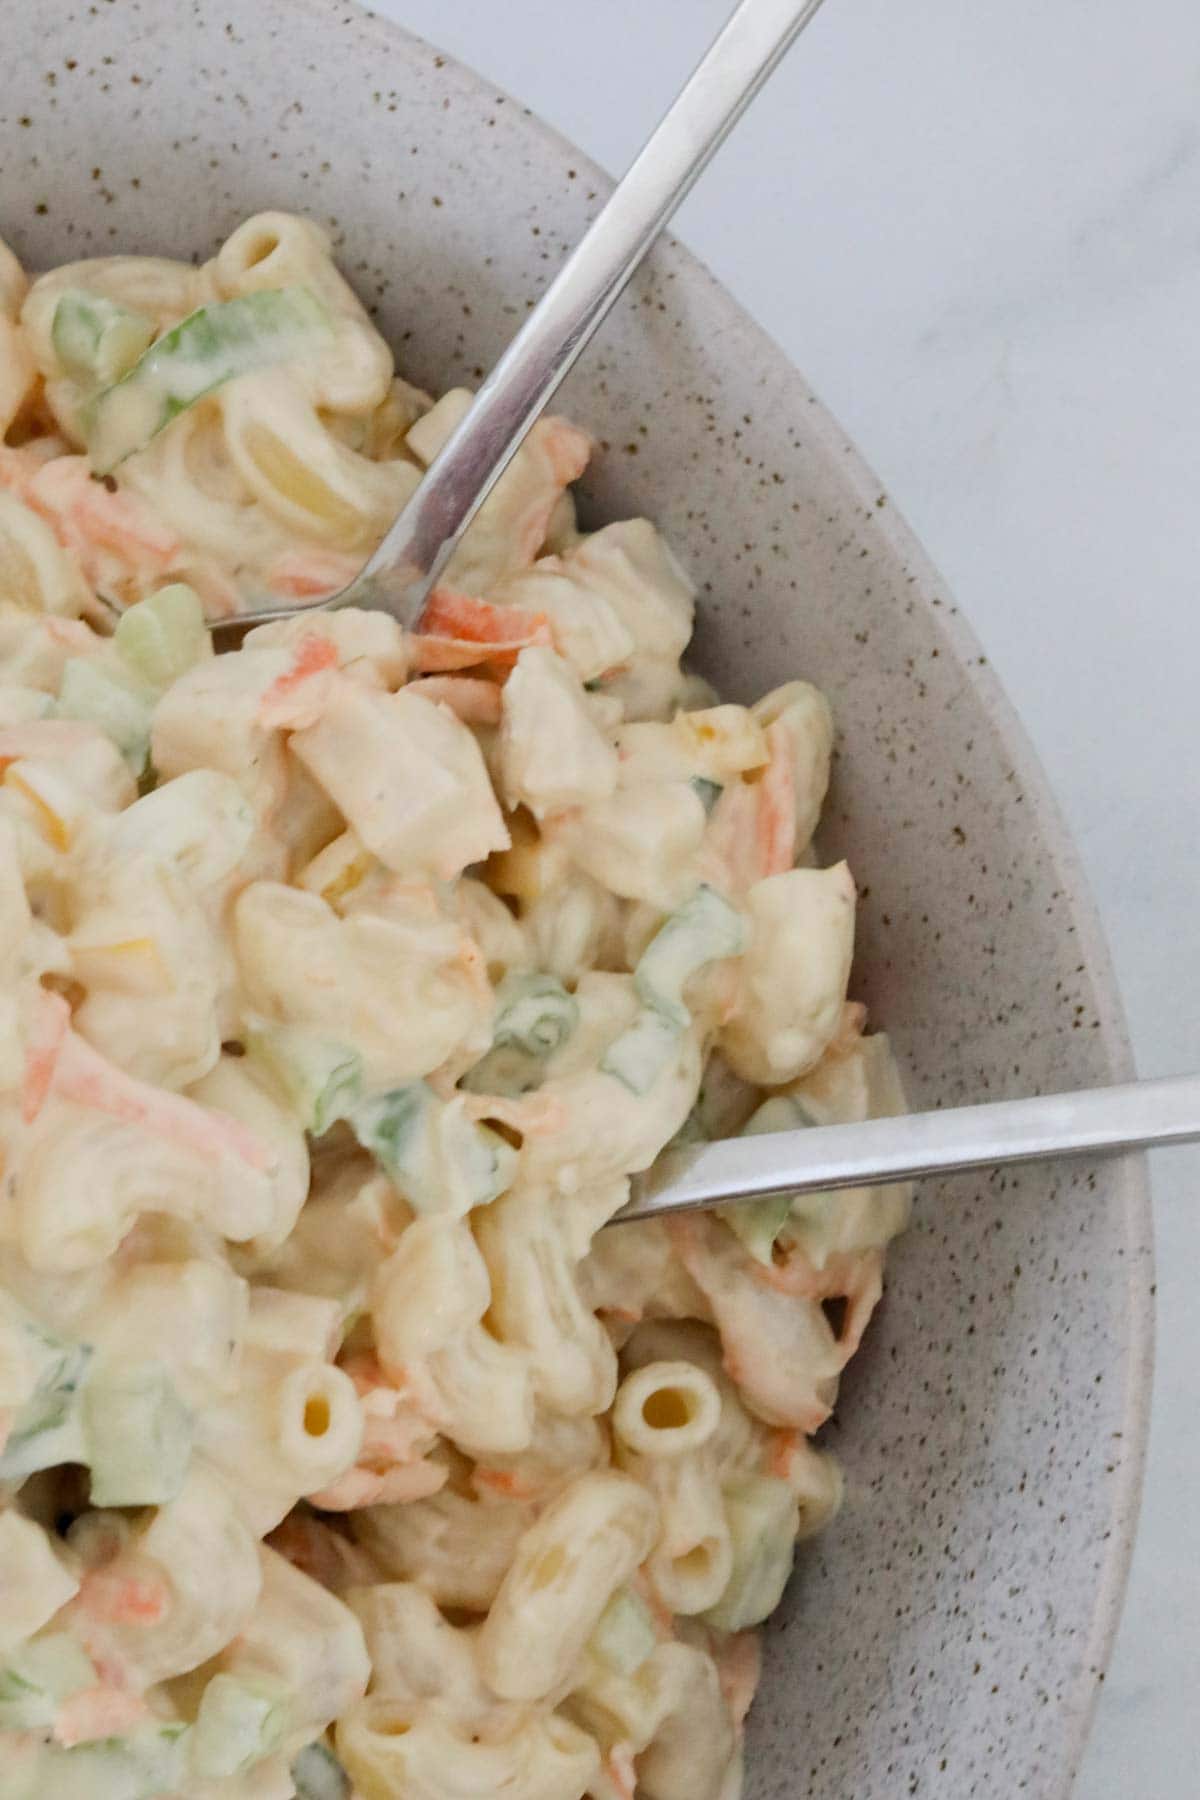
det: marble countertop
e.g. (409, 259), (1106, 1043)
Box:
(372, 2), (1199, 1787)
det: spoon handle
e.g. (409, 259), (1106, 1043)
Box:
(353, 0), (828, 614)
(618, 1073), (1200, 1223)
(222, 0), (828, 635)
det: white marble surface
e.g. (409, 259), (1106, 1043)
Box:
(371, 1), (1200, 1787)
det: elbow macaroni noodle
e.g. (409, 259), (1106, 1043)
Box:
(0, 213), (913, 1797)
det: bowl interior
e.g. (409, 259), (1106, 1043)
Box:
(0, 4), (1152, 1794)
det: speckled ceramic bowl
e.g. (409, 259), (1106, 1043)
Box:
(0, 2), (1153, 1793)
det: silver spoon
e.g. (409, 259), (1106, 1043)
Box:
(210, 1), (1200, 1207)
(620, 1073), (1200, 1222)
(213, 0), (829, 641)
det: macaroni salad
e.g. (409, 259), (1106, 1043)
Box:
(0, 213), (912, 1800)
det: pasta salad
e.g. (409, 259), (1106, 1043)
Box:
(0, 212), (911, 1800)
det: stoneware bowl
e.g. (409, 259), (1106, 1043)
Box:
(0, 2), (1153, 1794)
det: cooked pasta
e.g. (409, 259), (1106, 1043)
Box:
(0, 212), (913, 1798)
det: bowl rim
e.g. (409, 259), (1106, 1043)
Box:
(221, 0), (1155, 1784)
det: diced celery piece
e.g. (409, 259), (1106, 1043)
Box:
(113, 583), (210, 689)
(634, 884), (745, 1028)
(720, 1194), (794, 1264)
(52, 290), (155, 388)
(292, 1742), (351, 1800)
(0, 1633), (95, 1730)
(600, 1005), (680, 1097)
(604, 885), (744, 1097)
(247, 1028), (363, 1137)
(586, 1585), (657, 1677)
(82, 1362), (193, 1506)
(0, 1323), (91, 1482)
(56, 658), (155, 773)
(717, 1094), (816, 1262)
(492, 971), (578, 1058)
(191, 1672), (288, 1779)
(17, 1723), (191, 1800)
(351, 1083), (515, 1213)
(703, 1475), (799, 1632)
(86, 286), (334, 472)
(463, 970), (580, 1098)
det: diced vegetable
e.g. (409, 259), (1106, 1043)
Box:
(190, 1671), (288, 1779)
(17, 1722), (191, 1800)
(586, 1585), (657, 1677)
(634, 885), (745, 1030)
(602, 886), (745, 1095)
(85, 286), (333, 473)
(720, 1194), (793, 1265)
(718, 1093), (816, 1263)
(247, 1028), (364, 1137)
(82, 1362), (194, 1506)
(464, 970), (579, 1097)
(702, 1474), (799, 1632)
(56, 658), (155, 774)
(52, 289), (155, 388)
(350, 1084), (516, 1215)
(0, 1633), (96, 1731)
(493, 971), (578, 1058)
(0, 1310), (91, 1481)
(292, 1741), (351, 1800)
(600, 1006), (680, 1098)
(113, 583), (211, 689)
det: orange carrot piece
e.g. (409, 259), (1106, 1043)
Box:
(54, 1041), (272, 1170)
(756, 719), (797, 877)
(413, 587), (551, 671)
(258, 633), (339, 729)
(76, 1568), (168, 1627)
(20, 987), (70, 1124)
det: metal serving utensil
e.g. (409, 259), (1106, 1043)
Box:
(211, 0), (828, 642)
(208, 0), (1199, 1213)
(619, 1073), (1200, 1222)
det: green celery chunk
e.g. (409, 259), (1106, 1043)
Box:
(720, 1193), (794, 1264)
(0, 1318), (91, 1483)
(634, 884), (745, 1029)
(86, 285), (333, 473)
(56, 658), (156, 774)
(247, 1028), (364, 1137)
(602, 885), (745, 1095)
(586, 1585), (657, 1676)
(191, 1672), (288, 1779)
(463, 970), (579, 1097)
(82, 1362), (193, 1506)
(0, 1634), (96, 1731)
(718, 1093), (816, 1262)
(600, 1005), (680, 1097)
(492, 971), (578, 1057)
(351, 1083), (515, 1214)
(702, 1474), (799, 1632)
(18, 1722), (190, 1800)
(52, 290), (155, 388)
(113, 583), (211, 689)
